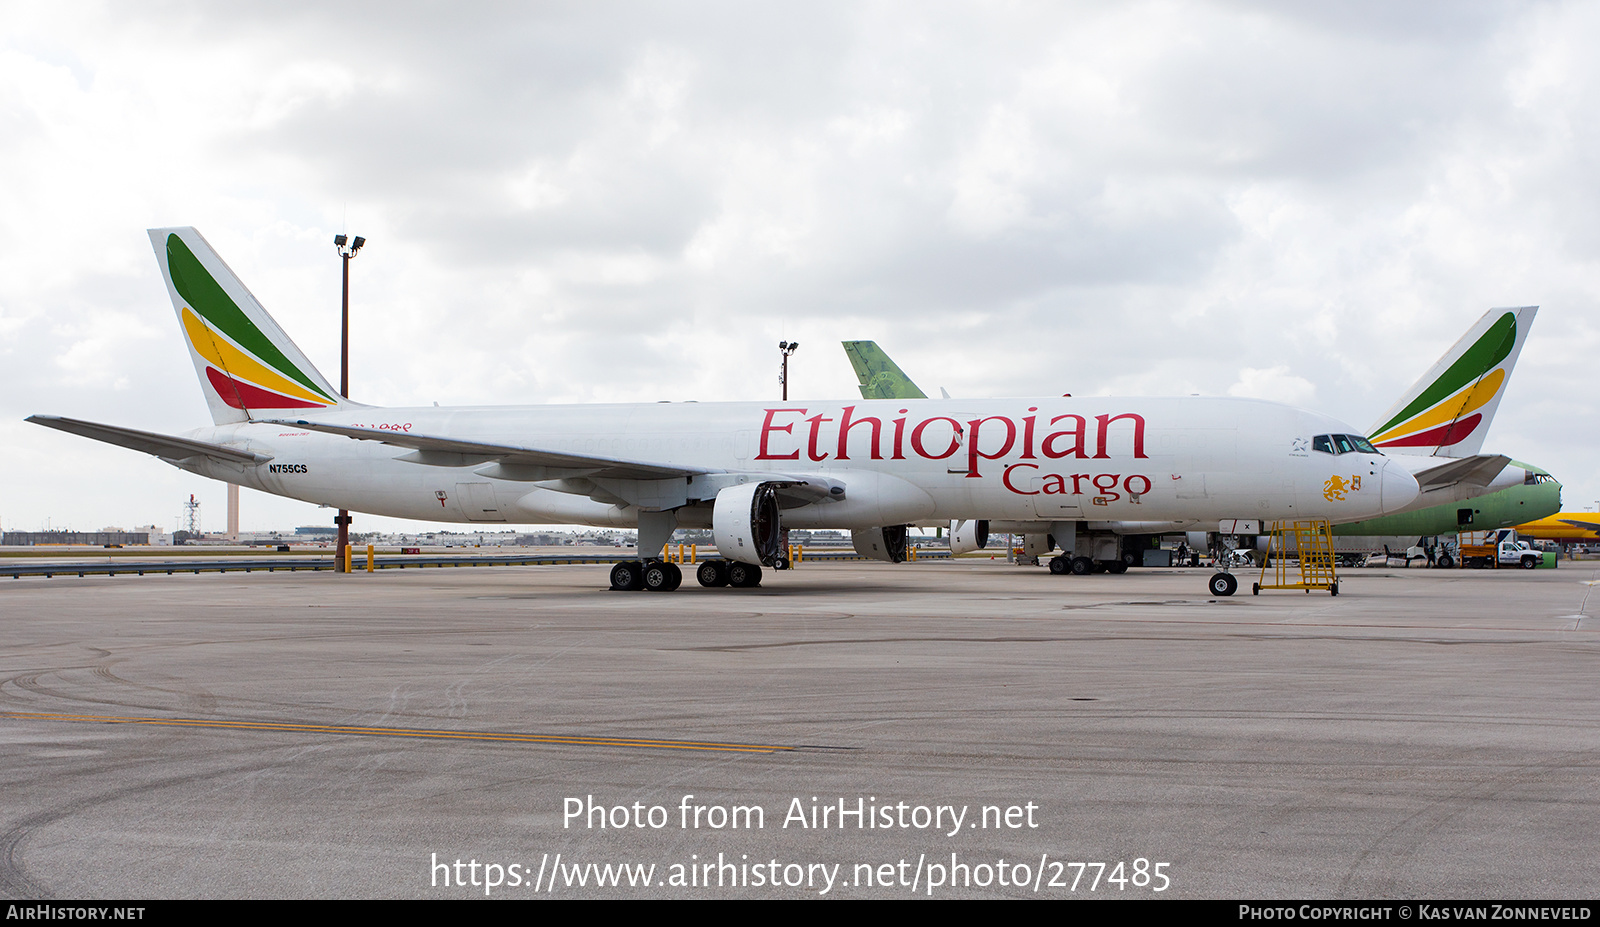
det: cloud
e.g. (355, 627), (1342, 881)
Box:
(1, 1), (1595, 531)
(1227, 366), (1317, 407)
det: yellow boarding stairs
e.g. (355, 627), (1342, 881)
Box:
(1253, 520), (1339, 596)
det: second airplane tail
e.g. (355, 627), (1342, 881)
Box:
(149, 227), (351, 425)
(842, 340), (928, 400)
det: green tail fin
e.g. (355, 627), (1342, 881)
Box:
(842, 341), (928, 400)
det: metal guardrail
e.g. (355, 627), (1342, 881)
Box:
(2, 548), (950, 579)
(2, 554), (626, 578)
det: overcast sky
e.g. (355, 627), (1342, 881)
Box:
(2, 1), (1596, 535)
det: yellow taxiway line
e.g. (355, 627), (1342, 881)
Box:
(2, 710), (794, 754)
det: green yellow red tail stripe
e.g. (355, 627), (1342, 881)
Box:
(151, 227), (344, 423)
(1366, 307), (1534, 457)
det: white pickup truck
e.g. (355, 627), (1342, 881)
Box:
(1459, 530), (1544, 569)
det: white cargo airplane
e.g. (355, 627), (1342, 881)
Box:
(854, 305), (1547, 573)
(28, 228), (1421, 596)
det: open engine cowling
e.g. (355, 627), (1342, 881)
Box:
(949, 519), (990, 555)
(712, 482), (784, 566)
(852, 525), (909, 563)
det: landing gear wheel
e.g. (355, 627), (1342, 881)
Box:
(642, 562), (682, 591)
(642, 562), (673, 592)
(727, 562), (763, 588)
(609, 561), (642, 591)
(1208, 572), (1238, 597)
(1070, 556), (1095, 576)
(1048, 556), (1069, 575)
(1106, 560), (1128, 575)
(696, 560), (729, 588)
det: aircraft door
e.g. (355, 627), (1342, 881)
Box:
(1030, 477), (1084, 519)
(455, 482), (507, 522)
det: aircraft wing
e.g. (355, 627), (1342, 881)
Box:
(267, 418), (846, 508)
(1405, 454), (1511, 491)
(265, 419), (712, 481)
(26, 415), (273, 464)
(1558, 518), (1600, 533)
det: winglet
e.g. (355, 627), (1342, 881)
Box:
(1367, 306), (1536, 457)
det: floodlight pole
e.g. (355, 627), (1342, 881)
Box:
(334, 233), (365, 572)
(779, 340), (799, 401)
(341, 256), (350, 399)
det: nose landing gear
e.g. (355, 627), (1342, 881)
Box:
(1208, 572), (1238, 597)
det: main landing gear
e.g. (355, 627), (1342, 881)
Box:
(610, 560), (683, 592)
(694, 559), (764, 589)
(1046, 556), (1126, 575)
(609, 559), (765, 591)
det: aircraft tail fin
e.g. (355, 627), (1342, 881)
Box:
(1367, 306), (1536, 457)
(841, 340), (928, 400)
(149, 227), (350, 425)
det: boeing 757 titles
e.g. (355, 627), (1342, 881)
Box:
(29, 228), (1424, 595)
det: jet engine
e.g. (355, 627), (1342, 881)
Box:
(949, 519), (990, 555)
(852, 525), (909, 563)
(712, 482), (784, 566)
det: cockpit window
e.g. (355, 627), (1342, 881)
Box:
(1313, 433), (1383, 456)
(1525, 471), (1558, 485)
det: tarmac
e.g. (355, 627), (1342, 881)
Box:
(1, 558), (1596, 899)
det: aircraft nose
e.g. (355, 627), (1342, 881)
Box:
(1380, 459), (1419, 512)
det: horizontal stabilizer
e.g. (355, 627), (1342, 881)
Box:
(27, 415), (272, 464)
(1409, 454), (1511, 492)
(265, 419), (712, 481)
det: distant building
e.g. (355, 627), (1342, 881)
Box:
(3, 531), (151, 546)
(137, 524), (172, 546)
